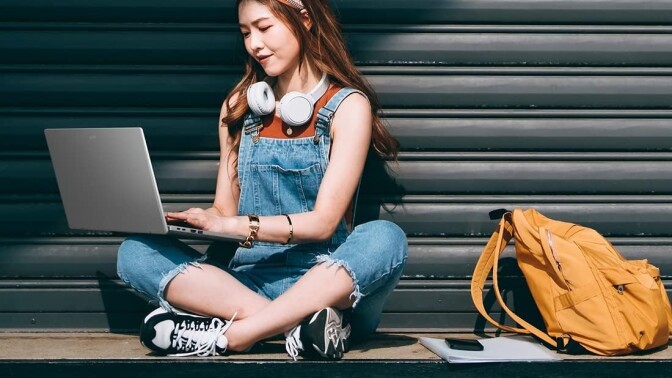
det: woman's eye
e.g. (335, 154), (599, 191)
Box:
(260, 26), (271, 32)
(241, 31), (250, 38)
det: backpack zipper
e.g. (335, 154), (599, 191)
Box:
(546, 230), (572, 290)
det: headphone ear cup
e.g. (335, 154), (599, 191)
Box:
(279, 92), (313, 127)
(247, 81), (276, 116)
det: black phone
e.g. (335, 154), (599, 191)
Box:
(444, 338), (484, 351)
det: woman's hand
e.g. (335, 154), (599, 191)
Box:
(166, 207), (236, 234)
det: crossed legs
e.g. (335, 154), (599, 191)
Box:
(163, 261), (355, 352)
(117, 220), (408, 354)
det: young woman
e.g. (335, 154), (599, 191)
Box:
(116, 0), (407, 360)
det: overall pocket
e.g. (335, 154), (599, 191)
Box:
(250, 163), (322, 215)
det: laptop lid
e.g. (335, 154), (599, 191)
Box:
(45, 127), (170, 235)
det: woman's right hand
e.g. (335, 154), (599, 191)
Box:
(166, 207), (239, 234)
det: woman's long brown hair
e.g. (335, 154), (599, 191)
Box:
(222, 0), (399, 170)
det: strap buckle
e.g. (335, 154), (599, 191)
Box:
(556, 334), (571, 353)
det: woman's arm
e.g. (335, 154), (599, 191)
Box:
(210, 97), (241, 217)
(167, 92), (372, 243)
(290, 92), (372, 240)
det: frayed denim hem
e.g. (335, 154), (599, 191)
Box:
(315, 255), (363, 308)
(156, 254), (208, 312)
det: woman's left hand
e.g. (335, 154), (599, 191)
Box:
(166, 207), (232, 233)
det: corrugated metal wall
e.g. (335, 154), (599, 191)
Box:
(1, 0), (672, 332)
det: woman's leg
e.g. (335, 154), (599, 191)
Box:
(224, 220), (408, 351)
(164, 263), (270, 319)
(117, 235), (270, 320)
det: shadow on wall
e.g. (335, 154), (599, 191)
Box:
(472, 257), (546, 336)
(354, 153), (407, 226)
(96, 271), (153, 334)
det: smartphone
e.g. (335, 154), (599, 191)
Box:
(444, 338), (484, 351)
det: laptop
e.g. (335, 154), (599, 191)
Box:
(44, 127), (243, 242)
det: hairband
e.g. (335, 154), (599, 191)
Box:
(277, 0), (304, 10)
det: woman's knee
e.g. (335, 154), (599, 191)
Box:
(355, 220), (408, 266)
(117, 235), (141, 280)
(116, 235), (161, 283)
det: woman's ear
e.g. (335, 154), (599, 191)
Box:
(300, 9), (312, 30)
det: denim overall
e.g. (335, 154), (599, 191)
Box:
(117, 88), (408, 341)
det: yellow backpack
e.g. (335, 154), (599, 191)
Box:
(471, 208), (672, 355)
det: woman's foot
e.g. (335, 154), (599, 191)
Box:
(140, 307), (236, 356)
(285, 307), (351, 360)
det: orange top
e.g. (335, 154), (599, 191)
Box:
(259, 84), (343, 138)
(258, 84), (356, 228)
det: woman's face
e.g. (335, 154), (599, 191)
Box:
(238, 1), (301, 77)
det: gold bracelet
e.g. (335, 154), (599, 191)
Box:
(281, 214), (293, 244)
(239, 214), (260, 248)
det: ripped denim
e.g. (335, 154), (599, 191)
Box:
(313, 220), (408, 339)
(116, 235), (211, 311)
(116, 219), (407, 341)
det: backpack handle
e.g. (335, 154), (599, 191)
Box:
(471, 211), (558, 347)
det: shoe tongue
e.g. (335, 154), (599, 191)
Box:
(286, 325), (301, 338)
(288, 325), (303, 348)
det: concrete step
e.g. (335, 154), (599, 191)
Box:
(1, 332), (671, 378)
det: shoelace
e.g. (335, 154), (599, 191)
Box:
(285, 321), (352, 361)
(325, 320), (350, 352)
(285, 326), (303, 361)
(170, 313), (237, 357)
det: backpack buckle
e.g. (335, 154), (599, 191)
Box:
(556, 334), (570, 353)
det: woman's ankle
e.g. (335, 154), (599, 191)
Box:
(225, 322), (255, 352)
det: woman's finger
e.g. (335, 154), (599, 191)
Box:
(166, 212), (188, 219)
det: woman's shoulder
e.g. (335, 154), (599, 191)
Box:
(332, 88), (370, 115)
(329, 88), (372, 133)
(323, 86), (370, 113)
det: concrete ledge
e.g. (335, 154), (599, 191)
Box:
(1, 333), (671, 378)
(0, 332), (432, 361)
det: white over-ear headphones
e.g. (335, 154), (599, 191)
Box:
(247, 73), (329, 127)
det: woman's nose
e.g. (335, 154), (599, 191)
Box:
(249, 30), (264, 51)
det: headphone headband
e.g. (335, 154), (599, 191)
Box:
(306, 73), (329, 103)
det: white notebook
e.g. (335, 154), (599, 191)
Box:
(419, 335), (561, 363)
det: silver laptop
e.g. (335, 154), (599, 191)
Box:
(44, 127), (242, 242)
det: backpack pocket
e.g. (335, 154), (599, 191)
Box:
(553, 285), (622, 355)
(598, 264), (670, 352)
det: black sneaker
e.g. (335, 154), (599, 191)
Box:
(140, 307), (235, 356)
(285, 307), (351, 360)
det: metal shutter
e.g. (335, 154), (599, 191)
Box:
(1, 0), (672, 332)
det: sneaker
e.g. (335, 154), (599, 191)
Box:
(140, 307), (236, 357)
(285, 307), (351, 360)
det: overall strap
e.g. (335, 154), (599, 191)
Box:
(314, 87), (365, 143)
(242, 112), (262, 143)
(237, 112), (262, 209)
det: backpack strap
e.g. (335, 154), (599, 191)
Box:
(470, 211), (558, 348)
